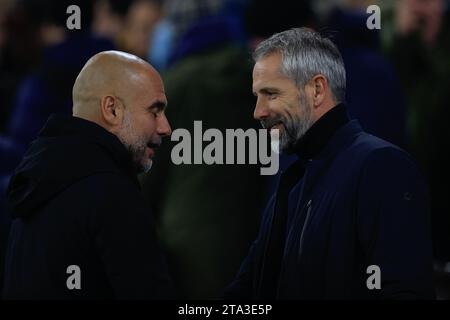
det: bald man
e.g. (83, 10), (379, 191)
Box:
(2, 51), (174, 299)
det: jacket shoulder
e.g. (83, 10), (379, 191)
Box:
(70, 171), (141, 202)
(347, 131), (414, 165)
(345, 132), (426, 190)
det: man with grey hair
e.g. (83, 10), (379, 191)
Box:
(3, 51), (174, 299)
(226, 28), (434, 299)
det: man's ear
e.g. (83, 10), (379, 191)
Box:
(100, 95), (124, 127)
(311, 74), (328, 107)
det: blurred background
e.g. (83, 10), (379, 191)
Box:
(0, 0), (449, 299)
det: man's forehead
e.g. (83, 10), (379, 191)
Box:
(253, 55), (288, 84)
(149, 89), (168, 107)
(153, 81), (167, 102)
(140, 67), (163, 86)
(252, 54), (292, 91)
(147, 89), (167, 103)
(253, 53), (283, 75)
(140, 73), (166, 96)
(132, 77), (167, 109)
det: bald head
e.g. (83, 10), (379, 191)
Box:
(71, 50), (171, 173)
(72, 50), (162, 123)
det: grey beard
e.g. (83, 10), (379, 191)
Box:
(280, 97), (314, 153)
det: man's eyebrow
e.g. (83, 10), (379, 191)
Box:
(148, 100), (167, 112)
(253, 87), (280, 96)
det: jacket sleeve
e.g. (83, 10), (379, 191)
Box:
(88, 173), (175, 299)
(223, 240), (259, 299)
(223, 195), (276, 299)
(356, 147), (435, 299)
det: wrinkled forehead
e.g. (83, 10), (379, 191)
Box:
(253, 53), (284, 78)
(252, 53), (294, 91)
(126, 67), (167, 104)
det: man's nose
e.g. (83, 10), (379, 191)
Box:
(253, 98), (270, 120)
(157, 113), (172, 137)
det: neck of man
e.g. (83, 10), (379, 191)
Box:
(292, 103), (350, 160)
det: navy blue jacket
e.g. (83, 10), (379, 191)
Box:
(226, 106), (434, 299)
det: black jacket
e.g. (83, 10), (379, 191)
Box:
(225, 105), (435, 299)
(2, 115), (174, 299)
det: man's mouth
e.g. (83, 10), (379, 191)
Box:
(147, 142), (160, 149)
(146, 142), (160, 158)
(261, 118), (284, 132)
(270, 122), (282, 129)
(268, 122), (283, 132)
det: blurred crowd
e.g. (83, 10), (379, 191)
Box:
(0, 0), (449, 298)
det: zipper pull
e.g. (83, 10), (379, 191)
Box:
(298, 199), (313, 258)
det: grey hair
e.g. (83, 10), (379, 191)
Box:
(253, 27), (346, 103)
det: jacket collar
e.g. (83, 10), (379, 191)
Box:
(293, 103), (350, 160)
(281, 111), (364, 198)
(40, 114), (138, 179)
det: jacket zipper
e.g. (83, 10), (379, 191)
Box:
(298, 199), (312, 258)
